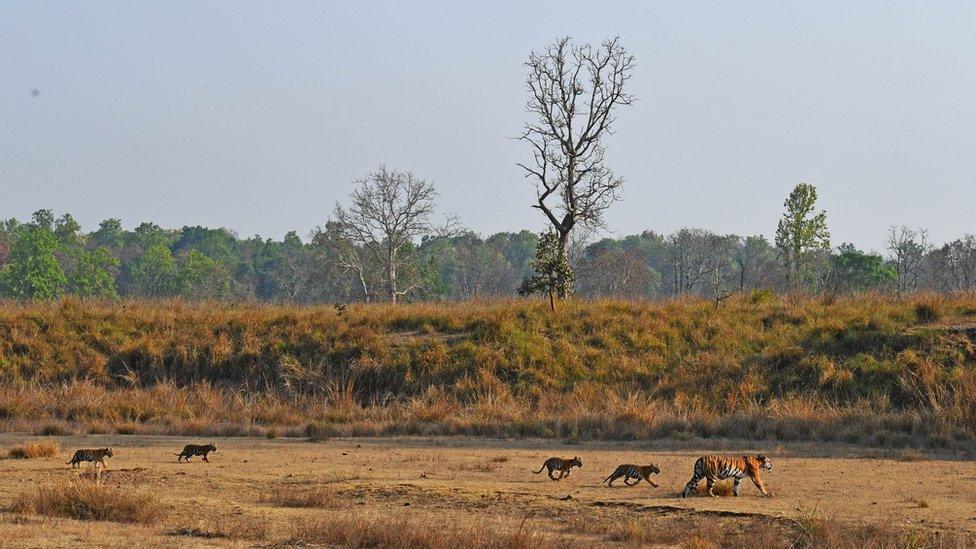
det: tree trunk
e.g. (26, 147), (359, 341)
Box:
(556, 228), (571, 298)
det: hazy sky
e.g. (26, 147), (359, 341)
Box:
(2, 1), (974, 251)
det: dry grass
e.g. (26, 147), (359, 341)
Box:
(0, 295), (974, 449)
(167, 513), (270, 541)
(284, 514), (551, 549)
(259, 485), (337, 508)
(9, 480), (163, 524)
(791, 513), (967, 549)
(6, 440), (59, 459)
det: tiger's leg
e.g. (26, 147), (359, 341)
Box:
(752, 476), (770, 496)
(100, 458), (108, 470)
(733, 477), (742, 497)
(607, 473), (619, 486)
(681, 474), (701, 497)
(706, 476), (717, 497)
(624, 475), (639, 486)
(203, 453), (210, 463)
(641, 472), (659, 487)
(548, 468), (559, 481)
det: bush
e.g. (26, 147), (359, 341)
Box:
(915, 297), (943, 323)
(306, 422), (331, 442)
(9, 480), (163, 524)
(6, 440), (59, 459)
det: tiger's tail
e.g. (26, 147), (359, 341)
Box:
(533, 464), (546, 474)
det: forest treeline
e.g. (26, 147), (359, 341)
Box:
(0, 207), (972, 303)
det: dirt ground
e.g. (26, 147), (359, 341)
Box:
(0, 434), (974, 547)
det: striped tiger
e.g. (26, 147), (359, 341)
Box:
(174, 443), (217, 462)
(680, 453), (773, 498)
(66, 448), (113, 469)
(533, 456), (582, 481)
(603, 463), (660, 487)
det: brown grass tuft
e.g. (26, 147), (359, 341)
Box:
(915, 296), (943, 323)
(260, 485), (336, 508)
(286, 514), (549, 548)
(9, 480), (163, 524)
(6, 440), (59, 459)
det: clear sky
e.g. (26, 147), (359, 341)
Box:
(1, 1), (974, 251)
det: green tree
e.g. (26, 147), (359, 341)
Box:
(90, 218), (126, 250)
(775, 183), (830, 289)
(70, 247), (120, 298)
(519, 230), (574, 311)
(179, 250), (231, 300)
(54, 213), (83, 249)
(0, 226), (67, 299)
(828, 243), (895, 293)
(30, 209), (55, 231)
(129, 244), (178, 297)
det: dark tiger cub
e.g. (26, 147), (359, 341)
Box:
(175, 443), (217, 462)
(67, 448), (113, 469)
(533, 456), (582, 481)
(603, 463), (660, 487)
(681, 453), (773, 498)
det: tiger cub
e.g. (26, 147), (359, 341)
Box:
(174, 443), (217, 462)
(67, 448), (113, 469)
(681, 453), (773, 498)
(533, 456), (582, 481)
(603, 463), (660, 487)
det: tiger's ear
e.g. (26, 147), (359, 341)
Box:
(757, 453), (765, 460)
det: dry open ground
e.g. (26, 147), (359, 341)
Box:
(0, 434), (974, 547)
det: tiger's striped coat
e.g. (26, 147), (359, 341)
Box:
(175, 443), (217, 462)
(67, 448), (113, 469)
(681, 454), (773, 498)
(533, 456), (582, 481)
(603, 463), (660, 487)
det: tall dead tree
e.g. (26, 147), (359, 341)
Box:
(331, 166), (437, 303)
(518, 37), (635, 297)
(886, 226), (929, 295)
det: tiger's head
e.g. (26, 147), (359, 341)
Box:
(103, 448), (114, 457)
(572, 457), (582, 468)
(647, 463), (661, 475)
(208, 444), (217, 453)
(756, 453), (772, 471)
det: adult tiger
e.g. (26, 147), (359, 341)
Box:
(174, 443), (217, 462)
(67, 448), (113, 469)
(603, 463), (660, 487)
(680, 453), (773, 498)
(533, 456), (582, 481)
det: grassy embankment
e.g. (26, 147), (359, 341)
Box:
(0, 293), (974, 450)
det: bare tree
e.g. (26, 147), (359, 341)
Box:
(331, 166), (438, 303)
(271, 231), (312, 302)
(886, 226), (929, 295)
(733, 235), (780, 290)
(518, 36), (636, 296)
(576, 245), (651, 299)
(925, 235), (976, 292)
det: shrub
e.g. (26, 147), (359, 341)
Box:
(38, 423), (69, 436)
(6, 440), (59, 459)
(306, 422), (331, 442)
(915, 298), (942, 323)
(9, 480), (163, 524)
